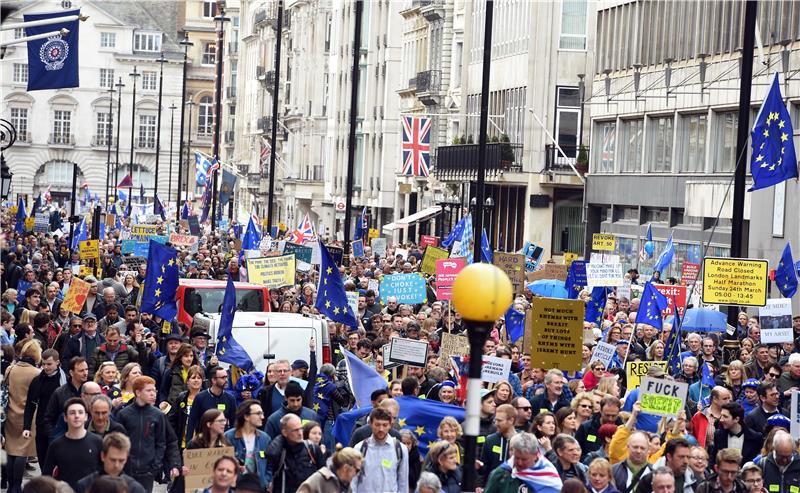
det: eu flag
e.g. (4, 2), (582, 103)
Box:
(749, 73), (798, 191)
(701, 361), (715, 387)
(15, 197), (27, 234)
(584, 287), (609, 325)
(340, 346), (387, 408)
(564, 260), (587, 299)
(504, 304), (525, 342)
(481, 228), (493, 263)
(216, 273), (255, 371)
(315, 240), (358, 328)
(635, 281), (670, 330)
(180, 201), (190, 220)
(70, 217), (87, 252)
(353, 207), (368, 245)
(140, 240), (180, 321)
(775, 242), (798, 298)
(442, 215), (466, 249)
(153, 194), (166, 221)
(653, 232), (674, 275)
(24, 10), (80, 91)
(241, 215), (261, 251)
(219, 170), (237, 206)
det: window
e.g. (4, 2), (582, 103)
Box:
(202, 0), (217, 18)
(714, 111), (737, 172)
(644, 208), (669, 223)
(13, 64), (28, 84)
(99, 68), (114, 88)
(202, 42), (216, 65)
(53, 110), (71, 143)
(560, 0), (587, 50)
(138, 115), (156, 148)
(100, 32), (116, 48)
(592, 121), (616, 173)
(681, 113), (707, 173)
(45, 161), (77, 185)
(141, 71), (157, 91)
(133, 32), (162, 52)
(197, 96), (214, 136)
(95, 112), (113, 146)
(615, 206), (639, 222)
(555, 87), (581, 157)
(10, 108), (28, 142)
(649, 116), (673, 172)
(619, 118), (643, 173)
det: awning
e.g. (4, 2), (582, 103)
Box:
(382, 206), (441, 233)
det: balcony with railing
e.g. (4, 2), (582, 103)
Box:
(435, 142), (524, 180)
(544, 144), (589, 174)
(14, 131), (31, 144)
(253, 9), (275, 30)
(135, 137), (156, 150)
(91, 135), (116, 147)
(48, 133), (75, 146)
(419, 0), (445, 21)
(415, 70), (441, 106)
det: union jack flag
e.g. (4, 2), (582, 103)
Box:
(260, 138), (270, 175)
(208, 157), (220, 175)
(401, 115), (431, 177)
(288, 213), (315, 244)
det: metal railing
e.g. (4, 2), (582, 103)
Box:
(135, 137), (156, 149)
(435, 142), (524, 180)
(48, 133), (74, 145)
(416, 70), (440, 93)
(544, 144), (588, 174)
(91, 135), (116, 147)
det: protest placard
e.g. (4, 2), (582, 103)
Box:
(681, 263), (701, 284)
(368, 278), (380, 297)
(592, 233), (616, 251)
(420, 235), (439, 247)
(626, 361), (668, 389)
(351, 240), (364, 258)
(131, 224), (158, 240)
(589, 252), (621, 264)
(346, 291), (359, 317)
(588, 341), (616, 369)
(638, 377), (688, 417)
(328, 246), (344, 266)
(169, 233), (199, 248)
(371, 238), (387, 257)
(187, 216), (201, 235)
(585, 263), (624, 287)
(702, 257), (768, 306)
(34, 213), (49, 233)
(493, 252), (526, 295)
(437, 332), (470, 369)
(247, 255), (296, 289)
(79, 265), (94, 277)
(183, 447), (235, 491)
(380, 274), (427, 304)
(388, 337), (429, 367)
(791, 391), (800, 440)
(368, 228), (379, 239)
(394, 248), (409, 260)
(529, 298), (584, 371)
(760, 298), (794, 343)
(283, 242), (312, 264)
(564, 252), (579, 266)
(481, 355), (512, 383)
(654, 285), (688, 317)
(24, 217), (34, 232)
(381, 343), (399, 369)
(106, 213), (116, 229)
(420, 246), (449, 276)
(521, 242), (544, 272)
(526, 263), (569, 282)
(79, 239), (100, 260)
(435, 258), (465, 300)
(617, 279), (632, 301)
(62, 278), (90, 313)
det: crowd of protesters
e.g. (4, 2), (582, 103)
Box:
(1, 205), (800, 493)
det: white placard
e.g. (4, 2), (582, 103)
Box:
(585, 263), (624, 287)
(388, 337), (429, 367)
(589, 341), (616, 369)
(368, 278), (380, 296)
(372, 238), (387, 257)
(590, 252), (621, 264)
(617, 279), (632, 301)
(791, 391), (800, 440)
(760, 298), (794, 343)
(481, 355), (512, 383)
(245, 249), (261, 259)
(394, 248), (409, 260)
(346, 291), (359, 318)
(638, 377), (689, 417)
(310, 241), (322, 265)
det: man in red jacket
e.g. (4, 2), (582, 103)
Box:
(690, 386), (732, 447)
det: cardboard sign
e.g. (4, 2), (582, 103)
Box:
(371, 237), (387, 257)
(639, 377), (688, 417)
(368, 228), (379, 239)
(420, 246), (449, 276)
(283, 242), (312, 264)
(346, 291), (359, 318)
(328, 246), (344, 266)
(437, 332), (470, 369)
(588, 341), (616, 368)
(529, 297), (584, 371)
(187, 215), (201, 235)
(653, 285), (688, 318)
(247, 255), (296, 289)
(131, 224), (158, 240)
(420, 235), (439, 247)
(592, 233), (616, 251)
(368, 278), (380, 296)
(585, 263), (624, 287)
(380, 274), (427, 304)
(435, 258), (465, 301)
(681, 263), (701, 284)
(34, 213), (49, 233)
(106, 213), (117, 229)
(625, 361), (668, 389)
(169, 233), (199, 248)
(79, 239), (100, 260)
(493, 252), (527, 296)
(394, 248), (409, 260)
(526, 263), (569, 282)
(760, 298), (794, 343)
(388, 337), (429, 367)
(702, 257), (768, 306)
(62, 277), (90, 313)
(79, 265), (94, 277)
(183, 446), (235, 491)
(351, 240), (364, 258)
(481, 355), (512, 383)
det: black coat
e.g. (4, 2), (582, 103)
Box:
(576, 414), (623, 460)
(710, 427), (762, 466)
(266, 435), (325, 493)
(762, 452), (800, 493)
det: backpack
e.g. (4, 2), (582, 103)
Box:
(358, 436), (403, 478)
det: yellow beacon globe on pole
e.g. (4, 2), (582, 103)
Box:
(450, 263), (513, 322)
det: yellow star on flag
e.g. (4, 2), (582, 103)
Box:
(781, 132), (789, 142)
(779, 120), (785, 128)
(155, 288), (161, 297)
(398, 418), (407, 427)
(325, 300), (331, 308)
(317, 393), (324, 399)
(763, 129), (770, 137)
(168, 258), (175, 266)
(157, 276), (163, 284)
(415, 426), (425, 436)
(333, 306), (340, 315)
(326, 266), (333, 274)
(161, 265), (165, 273)
(313, 403), (320, 411)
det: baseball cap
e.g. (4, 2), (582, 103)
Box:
(164, 332), (182, 343)
(291, 359), (308, 371)
(83, 313), (97, 321)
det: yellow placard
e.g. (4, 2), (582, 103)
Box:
(183, 447), (235, 491)
(564, 252), (578, 266)
(79, 265), (94, 277)
(62, 277), (90, 313)
(79, 239), (100, 260)
(702, 257), (768, 307)
(420, 246), (449, 276)
(368, 228), (379, 239)
(131, 224), (157, 240)
(529, 297), (584, 371)
(592, 233), (616, 251)
(9, 205), (17, 215)
(625, 360), (668, 389)
(246, 254), (296, 289)
(24, 217), (35, 232)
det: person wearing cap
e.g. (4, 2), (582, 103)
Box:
(264, 381), (317, 439)
(711, 402), (762, 466)
(479, 388), (498, 441)
(234, 472), (265, 493)
(291, 359), (309, 380)
(190, 326), (217, 368)
(741, 379), (761, 415)
(61, 312), (106, 369)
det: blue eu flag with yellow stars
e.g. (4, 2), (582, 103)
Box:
(749, 73), (798, 191)
(504, 304), (525, 342)
(216, 273), (255, 371)
(315, 240), (358, 328)
(775, 242), (798, 298)
(140, 240), (180, 320)
(584, 287), (609, 325)
(635, 281), (669, 330)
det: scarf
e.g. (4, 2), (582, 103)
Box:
(498, 455), (562, 493)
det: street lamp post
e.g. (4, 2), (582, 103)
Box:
(473, 0), (494, 265)
(154, 52), (166, 199)
(266, 0), (284, 233)
(210, 2), (230, 230)
(168, 102), (177, 206)
(113, 78), (125, 201)
(175, 33), (193, 221)
(185, 99), (195, 204)
(128, 66), (141, 201)
(104, 83), (116, 206)
(451, 263), (512, 493)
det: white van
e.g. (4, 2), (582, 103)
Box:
(192, 312), (331, 373)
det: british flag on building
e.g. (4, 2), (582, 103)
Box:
(401, 115), (431, 177)
(288, 213), (316, 244)
(260, 138), (271, 175)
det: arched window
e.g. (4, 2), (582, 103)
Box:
(197, 96), (214, 136)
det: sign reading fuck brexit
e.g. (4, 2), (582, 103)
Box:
(380, 274), (427, 305)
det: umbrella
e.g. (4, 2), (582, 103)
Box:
(526, 279), (569, 299)
(680, 308), (727, 332)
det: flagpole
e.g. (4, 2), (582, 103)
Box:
(210, 4), (230, 232)
(104, 83), (116, 206)
(154, 52), (166, 200)
(343, 0), (362, 258)
(113, 78), (125, 202)
(176, 33), (193, 222)
(128, 67), (140, 201)
(266, 0), (284, 234)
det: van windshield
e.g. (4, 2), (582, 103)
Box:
(183, 287), (264, 317)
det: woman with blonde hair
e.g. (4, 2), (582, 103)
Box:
(425, 440), (462, 493)
(720, 359), (746, 401)
(5, 340), (42, 493)
(298, 446), (364, 493)
(646, 340), (665, 361)
(437, 416), (464, 465)
(571, 392), (595, 426)
(119, 363), (142, 405)
(493, 380), (513, 406)
(595, 375), (620, 399)
(587, 457), (620, 493)
(94, 361), (122, 405)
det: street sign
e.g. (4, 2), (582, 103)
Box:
(702, 257), (768, 306)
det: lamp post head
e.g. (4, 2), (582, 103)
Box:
(451, 263), (512, 323)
